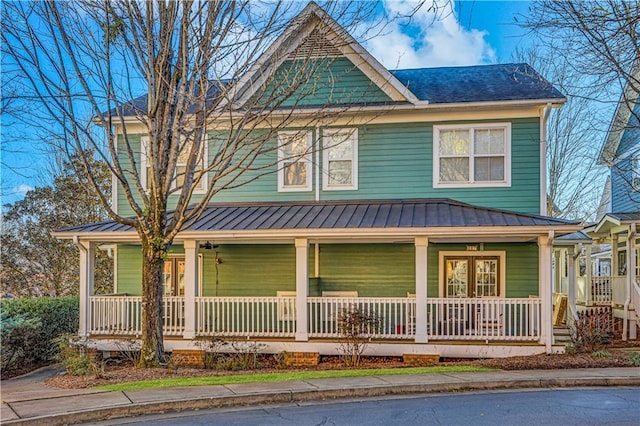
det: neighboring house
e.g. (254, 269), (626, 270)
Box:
(584, 73), (640, 340)
(53, 3), (584, 358)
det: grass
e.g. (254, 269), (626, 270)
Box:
(99, 365), (494, 392)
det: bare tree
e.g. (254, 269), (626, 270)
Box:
(1, 1), (392, 366)
(522, 1), (640, 211)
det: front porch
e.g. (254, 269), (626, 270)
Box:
(89, 295), (542, 342)
(54, 199), (584, 357)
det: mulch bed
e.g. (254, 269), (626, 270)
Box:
(44, 347), (639, 390)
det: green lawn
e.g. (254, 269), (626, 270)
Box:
(99, 365), (494, 392)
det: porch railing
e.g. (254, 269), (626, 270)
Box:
(89, 296), (184, 336)
(610, 276), (627, 306)
(89, 296), (542, 341)
(196, 297), (296, 337)
(592, 276), (614, 304)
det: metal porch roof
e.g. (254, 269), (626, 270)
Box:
(57, 199), (577, 235)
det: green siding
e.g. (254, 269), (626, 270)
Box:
(117, 118), (541, 215)
(255, 57), (392, 108)
(117, 242), (538, 298)
(316, 244), (415, 297)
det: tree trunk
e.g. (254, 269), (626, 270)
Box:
(139, 239), (166, 367)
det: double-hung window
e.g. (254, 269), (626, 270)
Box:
(632, 154), (640, 191)
(322, 128), (358, 190)
(140, 135), (207, 193)
(278, 130), (312, 192)
(433, 123), (511, 188)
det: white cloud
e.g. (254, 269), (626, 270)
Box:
(365, 0), (496, 69)
(13, 184), (34, 195)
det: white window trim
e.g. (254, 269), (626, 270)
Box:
(433, 123), (511, 188)
(277, 130), (313, 192)
(632, 153), (640, 191)
(437, 251), (506, 298)
(140, 135), (208, 195)
(322, 128), (358, 191)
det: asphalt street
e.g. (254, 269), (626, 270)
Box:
(94, 387), (640, 426)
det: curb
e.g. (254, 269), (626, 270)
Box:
(4, 376), (640, 426)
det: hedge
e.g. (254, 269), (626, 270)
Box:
(1, 296), (79, 375)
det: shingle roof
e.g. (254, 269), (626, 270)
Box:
(56, 199), (577, 235)
(110, 63), (563, 117)
(390, 63), (564, 104)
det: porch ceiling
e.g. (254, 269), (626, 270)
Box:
(53, 198), (581, 242)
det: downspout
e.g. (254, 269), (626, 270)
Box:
(315, 126), (321, 202)
(623, 223), (636, 340)
(540, 103), (552, 216)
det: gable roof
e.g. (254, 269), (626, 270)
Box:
(599, 69), (640, 165)
(54, 198), (579, 241)
(390, 63), (564, 104)
(227, 2), (421, 109)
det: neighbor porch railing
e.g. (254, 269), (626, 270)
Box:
(89, 296), (541, 341)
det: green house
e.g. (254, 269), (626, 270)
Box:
(54, 3), (583, 358)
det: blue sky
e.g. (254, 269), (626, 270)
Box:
(0, 1), (536, 206)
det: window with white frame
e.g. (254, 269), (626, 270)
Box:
(433, 123), (511, 187)
(278, 131), (312, 192)
(140, 135), (207, 193)
(632, 154), (640, 191)
(323, 128), (358, 190)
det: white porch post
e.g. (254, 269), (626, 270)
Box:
(414, 237), (428, 343)
(77, 240), (95, 339)
(611, 234), (619, 277)
(183, 240), (198, 339)
(626, 225), (637, 340)
(567, 245), (576, 322)
(553, 249), (562, 293)
(585, 244), (593, 306)
(295, 238), (309, 341)
(538, 233), (553, 352)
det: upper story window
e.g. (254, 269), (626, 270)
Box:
(322, 128), (358, 190)
(632, 154), (640, 191)
(141, 135), (207, 193)
(433, 123), (511, 188)
(278, 130), (312, 192)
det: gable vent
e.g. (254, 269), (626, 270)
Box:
(288, 28), (342, 59)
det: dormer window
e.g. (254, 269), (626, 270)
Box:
(433, 123), (511, 188)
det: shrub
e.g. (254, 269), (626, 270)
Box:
(336, 306), (380, 367)
(569, 308), (613, 353)
(196, 337), (265, 370)
(0, 297), (79, 375)
(629, 352), (640, 367)
(55, 335), (92, 376)
(113, 340), (142, 365)
(0, 311), (41, 376)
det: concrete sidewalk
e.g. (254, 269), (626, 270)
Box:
(2, 367), (639, 426)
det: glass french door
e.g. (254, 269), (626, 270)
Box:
(445, 256), (499, 298)
(163, 257), (186, 296)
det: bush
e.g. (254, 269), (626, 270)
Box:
(0, 297), (79, 374)
(1, 311), (41, 375)
(336, 306), (380, 367)
(55, 335), (92, 376)
(569, 308), (613, 353)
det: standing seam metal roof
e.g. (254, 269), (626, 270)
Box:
(56, 199), (577, 234)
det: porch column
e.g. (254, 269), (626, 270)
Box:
(414, 237), (428, 343)
(77, 240), (95, 339)
(538, 233), (554, 352)
(553, 249), (561, 293)
(567, 245), (576, 323)
(625, 224), (637, 340)
(183, 240), (198, 339)
(611, 234), (619, 277)
(585, 244), (593, 306)
(295, 238), (309, 341)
